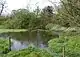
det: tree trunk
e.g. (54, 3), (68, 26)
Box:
(0, 4), (4, 16)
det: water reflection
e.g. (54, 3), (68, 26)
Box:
(0, 31), (59, 50)
(11, 39), (27, 50)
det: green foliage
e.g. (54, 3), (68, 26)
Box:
(0, 34), (80, 57)
(1, 5), (54, 29)
(0, 0), (80, 57)
(0, 38), (9, 52)
(54, 0), (80, 27)
(0, 0), (80, 29)
(48, 35), (80, 57)
(0, 38), (52, 57)
(5, 47), (52, 57)
(0, 16), (7, 27)
(4, 9), (44, 29)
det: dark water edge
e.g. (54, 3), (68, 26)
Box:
(0, 31), (59, 51)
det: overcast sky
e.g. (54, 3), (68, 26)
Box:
(7, 0), (60, 10)
(2, 0), (60, 15)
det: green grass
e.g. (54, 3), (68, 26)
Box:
(0, 29), (28, 33)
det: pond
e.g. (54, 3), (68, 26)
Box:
(0, 31), (59, 51)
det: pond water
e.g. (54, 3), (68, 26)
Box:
(0, 31), (59, 50)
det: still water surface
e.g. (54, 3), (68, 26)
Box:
(0, 31), (59, 50)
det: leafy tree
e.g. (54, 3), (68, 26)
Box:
(53, 0), (80, 27)
(4, 9), (42, 29)
(4, 6), (54, 29)
(42, 6), (53, 16)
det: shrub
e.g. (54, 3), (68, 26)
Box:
(48, 35), (80, 57)
(5, 46), (53, 57)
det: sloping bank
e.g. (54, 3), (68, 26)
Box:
(0, 38), (52, 57)
(0, 35), (80, 57)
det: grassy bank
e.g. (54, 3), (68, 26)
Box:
(0, 29), (27, 33)
(0, 35), (80, 57)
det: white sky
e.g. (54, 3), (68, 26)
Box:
(2, 0), (60, 15)
(7, 0), (60, 10)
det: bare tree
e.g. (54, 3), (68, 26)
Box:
(0, 0), (6, 16)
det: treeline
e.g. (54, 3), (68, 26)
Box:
(0, 0), (80, 29)
(0, 6), (54, 29)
